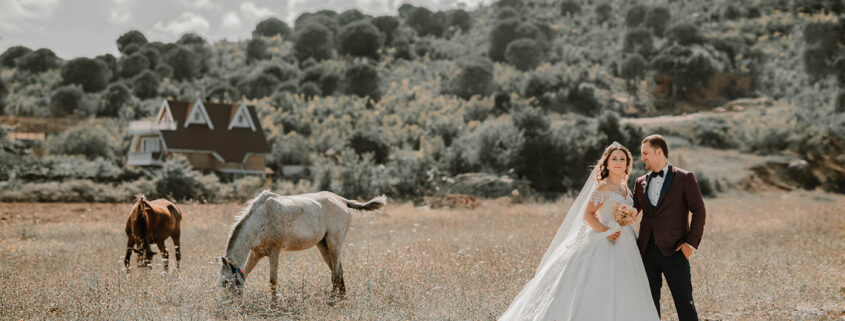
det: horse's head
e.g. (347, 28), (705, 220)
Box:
(133, 196), (158, 265)
(215, 256), (245, 293)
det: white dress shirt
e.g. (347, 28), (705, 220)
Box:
(647, 163), (671, 207)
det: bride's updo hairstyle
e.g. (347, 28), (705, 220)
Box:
(594, 142), (633, 182)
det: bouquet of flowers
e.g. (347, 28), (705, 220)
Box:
(613, 203), (638, 226)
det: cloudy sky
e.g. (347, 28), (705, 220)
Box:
(0, 0), (489, 60)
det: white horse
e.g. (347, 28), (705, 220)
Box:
(216, 190), (386, 299)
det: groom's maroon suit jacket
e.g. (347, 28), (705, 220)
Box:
(633, 165), (706, 257)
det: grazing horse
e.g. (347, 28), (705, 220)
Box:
(124, 196), (183, 270)
(216, 190), (386, 299)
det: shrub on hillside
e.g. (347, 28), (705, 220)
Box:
(0, 46), (32, 67)
(119, 53), (151, 79)
(644, 6), (671, 37)
(450, 58), (496, 99)
(338, 20), (384, 59)
(343, 64), (380, 100)
(50, 85), (84, 117)
(560, 1), (581, 16)
(253, 18), (292, 38)
(116, 30), (148, 54)
(101, 83), (132, 117)
(294, 23), (334, 61)
(16, 48), (62, 73)
(61, 58), (109, 92)
(246, 38), (269, 64)
(162, 45), (202, 80)
(154, 155), (219, 201)
(505, 38), (542, 71)
(46, 122), (122, 161)
(133, 70), (160, 99)
(626, 5), (648, 28)
(237, 73), (281, 99)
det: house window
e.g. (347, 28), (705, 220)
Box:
(141, 137), (160, 152)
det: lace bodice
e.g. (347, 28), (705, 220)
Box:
(590, 190), (634, 227)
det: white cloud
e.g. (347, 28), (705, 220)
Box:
(109, 0), (132, 24)
(239, 2), (276, 21)
(0, 0), (60, 32)
(221, 12), (241, 30)
(153, 12), (211, 36)
(178, 0), (221, 10)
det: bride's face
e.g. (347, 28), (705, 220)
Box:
(607, 150), (628, 177)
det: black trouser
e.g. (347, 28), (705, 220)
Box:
(643, 241), (699, 321)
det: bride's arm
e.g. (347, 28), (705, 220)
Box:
(583, 200), (610, 233)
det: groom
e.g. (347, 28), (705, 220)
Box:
(633, 135), (706, 321)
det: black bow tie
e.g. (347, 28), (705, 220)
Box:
(650, 170), (664, 178)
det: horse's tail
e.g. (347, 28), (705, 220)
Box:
(343, 195), (387, 211)
(167, 204), (182, 222)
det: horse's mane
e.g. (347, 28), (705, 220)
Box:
(226, 190), (275, 253)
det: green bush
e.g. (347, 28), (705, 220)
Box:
(237, 73), (281, 99)
(694, 117), (739, 149)
(338, 20), (384, 59)
(138, 45), (161, 69)
(372, 16), (400, 44)
(154, 155), (219, 201)
(667, 23), (706, 46)
(644, 6), (671, 37)
(406, 6), (444, 37)
(560, 1), (581, 16)
(450, 58), (495, 99)
(270, 132), (312, 168)
(298, 82), (321, 100)
(623, 28), (655, 58)
(650, 45), (716, 99)
(595, 4), (612, 25)
(253, 18), (292, 38)
(46, 122), (122, 161)
(294, 23), (334, 61)
(119, 53), (151, 79)
(626, 5), (647, 28)
(343, 64), (380, 100)
(347, 129), (390, 164)
(162, 45), (202, 80)
(246, 38), (269, 64)
(15, 48), (62, 73)
(133, 70), (160, 99)
(101, 83), (131, 117)
(474, 120), (524, 173)
(447, 9), (472, 33)
(505, 38), (542, 71)
(50, 85), (84, 117)
(0, 45), (32, 67)
(116, 30), (148, 54)
(566, 83), (602, 116)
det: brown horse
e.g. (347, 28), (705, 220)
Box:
(124, 196), (183, 270)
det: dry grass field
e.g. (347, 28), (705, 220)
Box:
(1, 191), (843, 320)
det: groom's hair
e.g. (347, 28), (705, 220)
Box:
(642, 134), (669, 158)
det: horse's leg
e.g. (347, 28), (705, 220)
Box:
(124, 235), (135, 269)
(171, 233), (181, 268)
(316, 239), (336, 295)
(268, 248), (281, 298)
(325, 233), (347, 298)
(156, 241), (169, 271)
(242, 249), (264, 278)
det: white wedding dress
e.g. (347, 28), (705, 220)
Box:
(499, 175), (659, 321)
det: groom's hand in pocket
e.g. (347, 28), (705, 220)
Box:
(675, 243), (694, 259)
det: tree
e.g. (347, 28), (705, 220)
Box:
(623, 28), (655, 58)
(496, 7), (519, 20)
(16, 48), (61, 73)
(505, 38), (542, 71)
(50, 85), (84, 117)
(295, 13), (339, 36)
(298, 82), (321, 100)
(119, 53), (151, 79)
(138, 46), (161, 69)
(270, 133), (311, 168)
(346, 129), (389, 164)
(406, 6), (444, 37)
(495, 0), (523, 10)
(61, 58), (109, 92)
(802, 22), (843, 82)
(237, 74), (281, 99)
(177, 33), (206, 46)
(205, 82), (240, 103)
(488, 18), (520, 61)
(46, 123), (121, 160)
(262, 63), (299, 83)
(0, 46), (32, 67)
(246, 38), (269, 64)
(625, 5), (647, 28)
(667, 23), (706, 46)
(560, 0), (581, 16)
(398, 3), (416, 18)
(621, 54), (648, 94)
(595, 4), (613, 25)
(371, 16), (400, 44)
(343, 64), (380, 100)
(294, 23), (334, 61)
(393, 38), (415, 60)
(337, 9), (370, 26)
(95, 54), (118, 80)
(155, 155), (217, 201)
(447, 9), (472, 33)
(133, 70), (160, 99)
(116, 30), (148, 53)
(338, 20), (384, 59)
(162, 45), (201, 80)
(101, 83), (131, 117)
(253, 17), (292, 38)
(451, 58), (495, 99)
(567, 83), (602, 116)
(644, 6), (671, 37)
(650, 45), (717, 99)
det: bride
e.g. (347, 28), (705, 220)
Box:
(499, 142), (659, 321)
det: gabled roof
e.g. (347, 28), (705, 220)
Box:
(158, 100), (268, 163)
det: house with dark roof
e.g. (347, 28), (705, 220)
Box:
(126, 99), (269, 176)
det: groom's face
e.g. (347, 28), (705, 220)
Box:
(640, 143), (662, 172)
